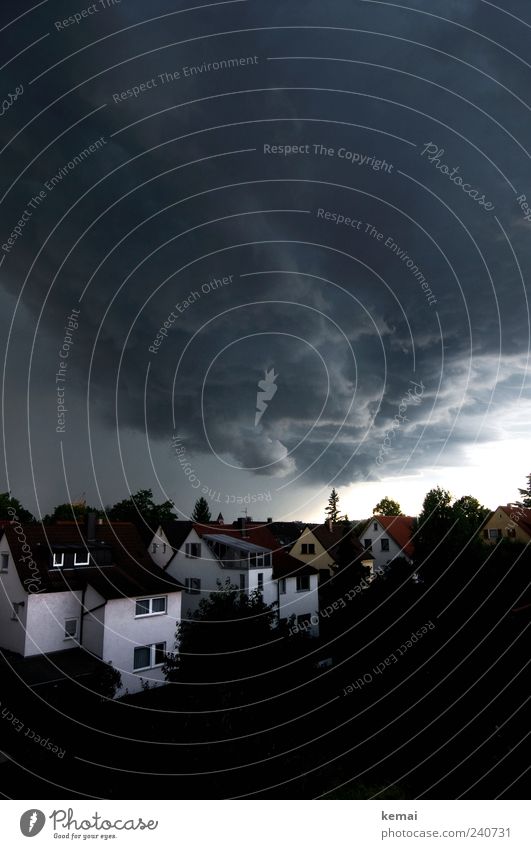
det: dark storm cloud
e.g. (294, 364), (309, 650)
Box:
(1, 0), (530, 514)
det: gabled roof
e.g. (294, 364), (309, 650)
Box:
(2, 521), (183, 598)
(483, 505), (531, 538)
(193, 522), (317, 577)
(158, 520), (193, 549)
(366, 515), (415, 558)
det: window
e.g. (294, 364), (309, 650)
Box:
(185, 542), (201, 558)
(162, 543), (166, 553)
(52, 552), (64, 568)
(264, 552), (271, 566)
(373, 522), (378, 531)
(279, 578), (286, 595)
(488, 528), (502, 540)
(507, 528), (516, 538)
(133, 642), (166, 671)
(257, 573), (264, 591)
(152, 543), (158, 553)
(185, 578), (201, 595)
(64, 618), (78, 639)
(74, 550), (90, 566)
(380, 538), (390, 551)
(296, 574), (310, 592)
(301, 543), (315, 554)
(11, 602), (21, 621)
(239, 574), (246, 591)
(363, 539), (372, 549)
(135, 596), (167, 617)
(0, 553), (8, 572)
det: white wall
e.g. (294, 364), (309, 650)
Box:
(102, 590), (182, 696)
(148, 526), (174, 569)
(0, 539), (28, 655)
(25, 590), (83, 656)
(358, 520), (412, 572)
(166, 529), (225, 617)
(278, 574), (320, 636)
(82, 585), (106, 658)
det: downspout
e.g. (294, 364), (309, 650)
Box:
(79, 586), (86, 647)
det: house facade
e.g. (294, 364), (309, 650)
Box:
(0, 517), (183, 696)
(479, 505), (531, 545)
(357, 515), (415, 573)
(150, 519), (320, 635)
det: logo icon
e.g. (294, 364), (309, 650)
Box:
(255, 368), (278, 426)
(20, 810), (46, 837)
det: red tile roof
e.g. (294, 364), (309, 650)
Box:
(370, 515), (415, 558)
(193, 523), (317, 577)
(1, 521), (183, 598)
(493, 506), (531, 538)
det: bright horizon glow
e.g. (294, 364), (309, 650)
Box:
(303, 438), (531, 521)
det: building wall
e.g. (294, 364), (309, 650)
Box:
(0, 539), (28, 655)
(358, 520), (412, 572)
(278, 574), (320, 636)
(82, 585), (106, 658)
(167, 529), (229, 617)
(481, 509), (531, 545)
(289, 527), (336, 574)
(24, 590), (83, 657)
(102, 591), (181, 696)
(148, 527), (174, 568)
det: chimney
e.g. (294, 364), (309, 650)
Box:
(86, 511), (97, 542)
(267, 517), (272, 523)
(327, 518), (333, 532)
(237, 517), (249, 537)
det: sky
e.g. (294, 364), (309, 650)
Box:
(0, 0), (530, 522)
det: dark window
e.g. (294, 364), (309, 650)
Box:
(364, 539), (372, 549)
(257, 573), (264, 590)
(279, 578), (286, 594)
(239, 574), (246, 591)
(380, 538), (390, 551)
(186, 578), (201, 595)
(185, 542), (201, 558)
(373, 522), (378, 531)
(0, 553), (8, 572)
(296, 575), (310, 592)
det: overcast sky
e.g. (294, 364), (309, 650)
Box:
(1, 0), (530, 521)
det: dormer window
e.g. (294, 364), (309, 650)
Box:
(52, 553), (64, 568)
(74, 551), (90, 566)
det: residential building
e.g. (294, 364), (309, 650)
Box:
(479, 505), (531, 545)
(357, 515), (415, 574)
(149, 518), (320, 635)
(0, 515), (183, 696)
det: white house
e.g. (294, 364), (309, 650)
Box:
(0, 516), (183, 696)
(149, 519), (321, 636)
(357, 515), (415, 574)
